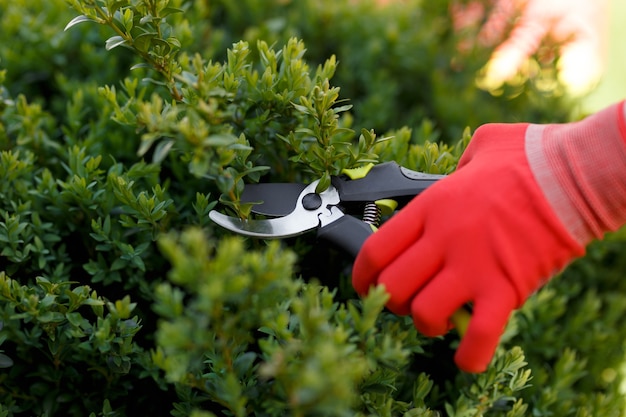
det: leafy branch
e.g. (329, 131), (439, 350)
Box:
(65, 0), (185, 100)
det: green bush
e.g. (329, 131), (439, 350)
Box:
(189, 0), (574, 140)
(0, 0), (624, 416)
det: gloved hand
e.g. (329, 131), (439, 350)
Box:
(352, 101), (626, 372)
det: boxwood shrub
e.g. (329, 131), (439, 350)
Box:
(0, 0), (624, 416)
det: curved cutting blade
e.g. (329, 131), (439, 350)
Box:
(209, 180), (341, 238)
(208, 210), (319, 238)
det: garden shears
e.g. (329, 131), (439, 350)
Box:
(209, 161), (471, 333)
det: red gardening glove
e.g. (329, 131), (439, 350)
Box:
(353, 102), (626, 372)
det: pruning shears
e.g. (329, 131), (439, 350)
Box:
(209, 161), (471, 334)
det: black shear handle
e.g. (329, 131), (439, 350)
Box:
(317, 215), (374, 258)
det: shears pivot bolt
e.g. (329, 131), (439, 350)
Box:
(302, 193), (323, 210)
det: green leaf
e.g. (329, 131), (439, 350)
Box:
(122, 8), (134, 32)
(133, 32), (158, 53)
(0, 353), (13, 368)
(160, 7), (184, 17)
(166, 37), (181, 50)
(332, 104), (353, 114)
(64, 15), (94, 31)
(105, 36), (127, 51)
(203, 134), (237, 147)
(152, 139), (175, 164)
(315, 171), (331, 193)
(108, 1), (130, 14)
(37, 312), (66, 323)
(130, 63), (152, 71)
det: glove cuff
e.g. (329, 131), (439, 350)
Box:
(526, 101), (626, 245)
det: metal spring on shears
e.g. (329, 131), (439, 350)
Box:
(362, 202), (382, 227)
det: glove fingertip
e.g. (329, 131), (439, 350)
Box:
(454, 349), (490, 373)
(453, 327), (498, 373)
(453, 290), (517, 373)
(411, 307), (451, 337)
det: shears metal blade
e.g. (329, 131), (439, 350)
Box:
(208, 179), (341, 239)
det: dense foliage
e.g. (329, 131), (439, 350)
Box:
(0, 0), (624, 416)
